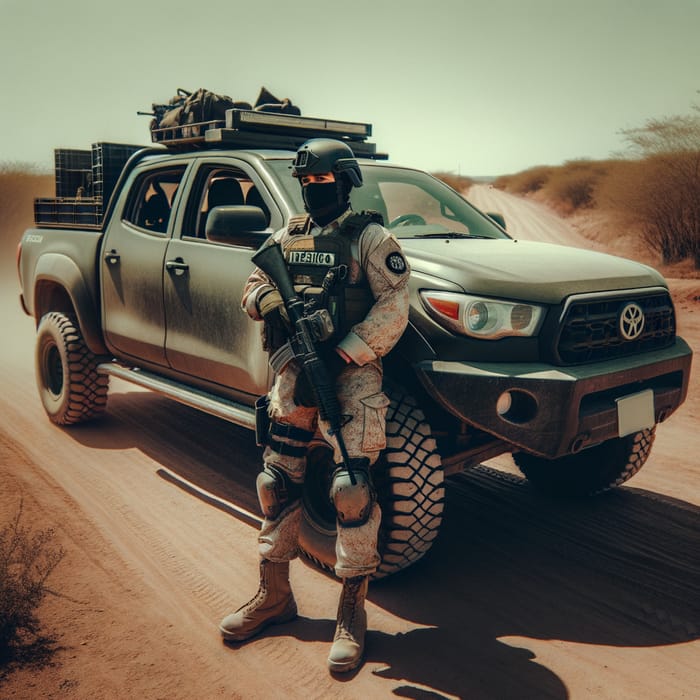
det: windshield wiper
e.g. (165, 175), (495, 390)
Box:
(412, 232), (492, 239)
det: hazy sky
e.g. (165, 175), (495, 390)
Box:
(1, 0), (698, 176)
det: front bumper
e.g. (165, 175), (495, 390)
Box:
(415, 338), (693, 459)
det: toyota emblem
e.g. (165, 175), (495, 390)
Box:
(619, 302), (645, 340)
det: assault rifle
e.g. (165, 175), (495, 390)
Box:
(252, 242), (356, 483)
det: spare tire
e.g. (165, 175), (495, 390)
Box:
(299, 388), (445, 579)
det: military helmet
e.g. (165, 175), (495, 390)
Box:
(292, 138), (363, 188)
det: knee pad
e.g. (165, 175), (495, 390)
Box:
(330, 459), (375, 527)
(256, 464), (302, 520)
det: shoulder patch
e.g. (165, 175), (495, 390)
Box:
(287, 214), (311, 236)
(385, 252), (407, 274)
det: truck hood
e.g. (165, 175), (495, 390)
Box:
(399, 238), (667, 304)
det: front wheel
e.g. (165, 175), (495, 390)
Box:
(299, 388), (445, 579)
(513, 427), (656, 497)
(35, 312), (109, 425)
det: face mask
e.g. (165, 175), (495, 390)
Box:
(302, 182), (349, 226)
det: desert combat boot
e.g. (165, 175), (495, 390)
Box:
(327, 575), (369, 673)
(219, 559), (297, 642)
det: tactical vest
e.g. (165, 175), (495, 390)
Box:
(282, 211), (380, 343)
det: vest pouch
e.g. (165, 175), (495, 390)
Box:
(301, 286), (325, 311)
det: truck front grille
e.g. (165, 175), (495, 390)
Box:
(556, 291), (675, 364)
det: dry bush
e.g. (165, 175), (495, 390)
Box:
(615, 112), (700, 266)
(493, 165), (554, 195)
(595, 152), (700, 265)
(0, 500), (65, 663)
(543, 160), (606, 214)
(0, 165), (53, 253)
(432, 172), (474, 193)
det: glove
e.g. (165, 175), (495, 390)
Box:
(257, 289), (288, 322)
(293, 349), (350, 407)
(258, 290), (291, 353)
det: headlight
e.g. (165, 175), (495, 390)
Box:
(419, 290), (544, 339)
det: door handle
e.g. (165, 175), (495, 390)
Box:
(105, 249), (120, 265)
(165, 258), (189, 275)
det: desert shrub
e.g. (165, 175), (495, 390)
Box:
(0, 500), (64, 662)
(595, 149), (700, 265)
(494, 165), (554, 195)
(432, 172), (474, 193)
(543, 160), (611, 215)
(491, 174), (512, 190)
(614, 112), (700, 266)
(595, 159), (664, 262)
(638, 152), (700, 264)
(0, 165), (53, 247)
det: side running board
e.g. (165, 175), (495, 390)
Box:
(97, 362), (256, 431)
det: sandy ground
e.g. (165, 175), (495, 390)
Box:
(0, 181), (698, 699)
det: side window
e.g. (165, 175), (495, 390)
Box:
(124, 167), (186, 234)
(184, 166), (271, 239)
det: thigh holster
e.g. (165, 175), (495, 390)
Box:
(330, 458), (375, 527)
(255, 394), (314, 458)
(255, 395), (271, 447)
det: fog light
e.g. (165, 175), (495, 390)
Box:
(498, 390), (538, 424)
(496, 391), (512, 416)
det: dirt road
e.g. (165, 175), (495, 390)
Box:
(1, 184), (698, 699)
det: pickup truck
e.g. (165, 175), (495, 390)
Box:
(17, 108), (693, 578)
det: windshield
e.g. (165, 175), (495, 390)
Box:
(266, 159), (509, 239)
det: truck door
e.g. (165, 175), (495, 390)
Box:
(101, 164), (187, 365)
(162, 161), (278, 399)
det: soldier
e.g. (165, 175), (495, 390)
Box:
(219, 138), (410, 673)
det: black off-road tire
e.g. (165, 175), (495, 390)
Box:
(299, 389), (445, 579)
(35, 312), (109, 425)
(513, 427), (656, 497)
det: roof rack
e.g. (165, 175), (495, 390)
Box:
(150, 109), (388, 159)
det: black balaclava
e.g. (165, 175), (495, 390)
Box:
(302, 176), (352, 227)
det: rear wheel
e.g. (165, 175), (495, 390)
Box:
(513, 427), (656, 497)
(35, 312), (109, 425)
(299, 388), (445, 579)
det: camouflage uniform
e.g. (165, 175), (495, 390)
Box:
(242, 208), (410, 577)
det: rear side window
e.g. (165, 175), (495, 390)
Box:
(123, 167), (186, 234)
(182, 165), (272, 240)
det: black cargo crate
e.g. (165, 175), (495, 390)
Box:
(34, 197), (102, 229)
(92, 142), (143, 202)
(55, 148), (93, 198)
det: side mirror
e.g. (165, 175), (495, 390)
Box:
(486, 212), (506, 230)
(206, 205), (270, 246)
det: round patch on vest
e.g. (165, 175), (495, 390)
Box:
(386, 252), (407, 274)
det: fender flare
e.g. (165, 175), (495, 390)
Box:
(33, 253), (107, 355)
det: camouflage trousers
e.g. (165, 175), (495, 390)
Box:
(258, 360), (389, 578)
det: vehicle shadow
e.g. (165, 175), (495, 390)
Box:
(68, 389), (700, 700)
(353, 468), (699, 698)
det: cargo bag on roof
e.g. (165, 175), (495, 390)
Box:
(145, 86), (301, 139)
(152, 88), (250, 138)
